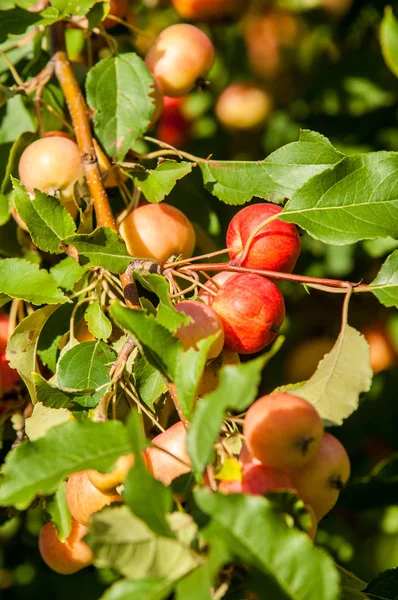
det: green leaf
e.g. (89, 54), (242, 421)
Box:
(133, 272), (188, 333)
(199, 130), (344, 205)
(46, 481), (71, 543)
(57, 341), (116, 408)
(25, 402), (72, 441)
(123, 412), (173, 538)
(293, 326), (373, 426)
(85, 301), (112, 341)
(110, 302), (181, 381)
(100, 579), (173, 600)
(196, 490), (340, 600)
(127, 161), (193, 204)
(133, 354), (167, 411)
(13, 180), (77, 253)
(0, 8), (41, 45)
(50, 257), (87, 291)
(86, 53), (156, 161)
(0, 258), (68, 305)
(63, 227), (131, 273)
(0, 420), (131, 509)
(50, 0), (96, 16)
(370, 250), (398, 307)
(37, 302), (74, 372)
(364, 568), (398, 599)
(0, 96), (35, 144)
(282, 152), (398, 245)
(380, 7), (398, 79)
(187, 343), (283, 474)
(33, 373), (85, 411)
(87, 506), (200, 580)
(6, 305), (59, 401)
(174, 335), (217, 422)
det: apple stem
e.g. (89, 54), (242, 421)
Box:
(233, 213), (281, 266)
(164, 247), (232, 269)
(173, 262), (370, 294)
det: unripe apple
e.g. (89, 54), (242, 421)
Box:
(174, 300), (224, 359)
(244, 393), (324, 469)
(38, 518), (93, 575)
(87, 454), (135, 494)
(197, 349), (239, 396)
(209, 273), (285, 354)
(242, 462), (295, 495)
(119, 202), (196, 262)
(103, 0), (129, 29)
(66, 470), (120, 526)
(216, 83), (273, 131)
(156, 96), (191, 148)
(172, 0), (245, 21)
(198, 271), (237, 306)
(291, 432), (351, 521)
(226, 203), (301, 273)
(145, 24), (215, 97)
(18, 136), (84, 207)
(304, 504), (318, 541)
(0, 313), (21, 395)
(146, 421), (191, 486)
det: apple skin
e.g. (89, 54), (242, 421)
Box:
(145, 24), (215, 97)
(146, 421), (191, 486)
(216, 84), (273, 131)
(18, 136), (84, 205)
(0, 313), (21, 394)
(198, 271), (237, 306)
(218, 479), (243, 494)
(172, 0), (245, 21)
(87, 454), (135, 495)
(119, 202), (196, 263)
(209, 273), (285, 354)
(38, 518), (93, 575)
(242, 462), (295, 495)
(156, 96), (191, 148)
(291, 432), (351, 521)
(226, 203), (301, 273)
(174, 300), (224, 359)
(66, 470), (120, 526)
(244, 393), (324, 469)
(103, 0), (129, 29)
(362, 325), (396, 374)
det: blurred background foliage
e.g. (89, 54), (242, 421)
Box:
(1, 0), (398, 596)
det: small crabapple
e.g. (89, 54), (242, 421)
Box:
(242, 462), (295, 495)
(156, 96), (191, 148)
(38, 518), (93, 575)
(172, 0), (245, 21)
(146, 421), (191, 486)
(0, 313), (21, 394)
(174, 300), (224, 359)
(119, 202), (196, 263)
(291, 432), (351, 520)
(197, 349), (239, 396)
(244, 393), (324, 469)
(18, 135), (84, 207)
(209, 273), (285, 354)
(226, 203), (301, 273)
(216, 83), (273, 131)
(145, 24), (215, 97)
(66, 470), (120, 526)
(102, 0), (129, 29)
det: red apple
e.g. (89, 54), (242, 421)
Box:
(156, 96), (191, 148)
(244, 393), (324, 469)
(146, 421), (191, 486)
(103, 0), (129, 29)
(242, 462), (295, 495)
(145, 24), (215, 97)
(0, 313), (21, 395)
(172, 0), (245, 21)
(209, 273), (285, 354)
(226, 203), (301, 273)
(198, 271), (237, 306)
(38, 518), (93, 575)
